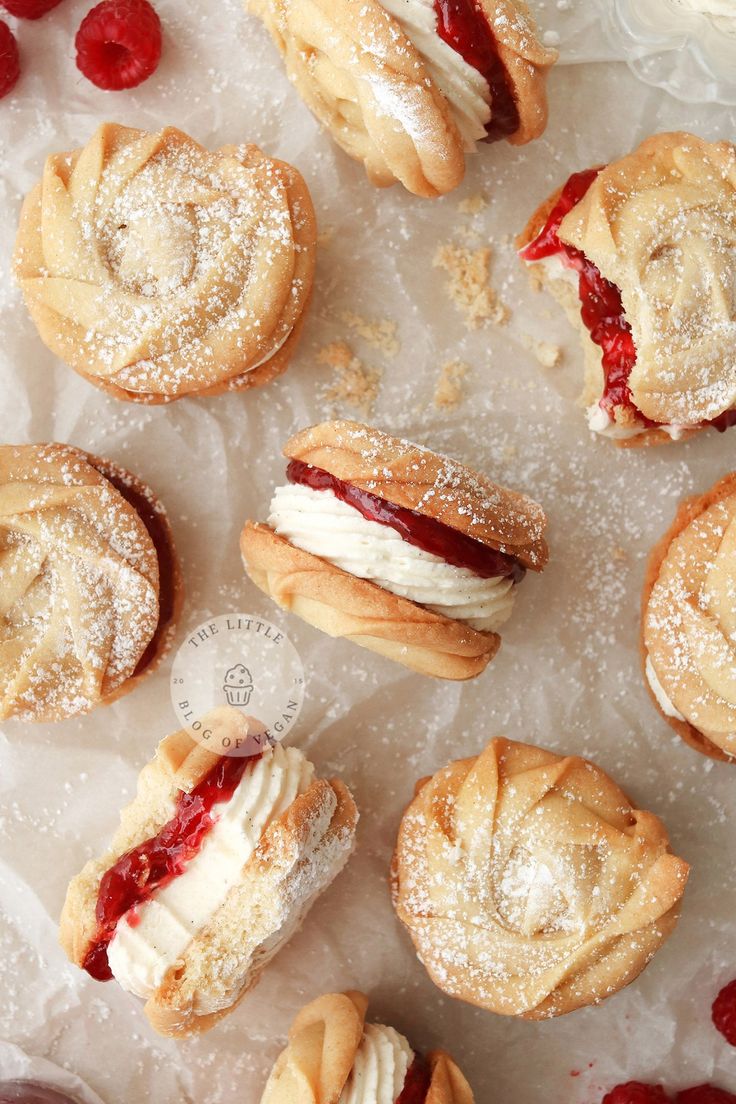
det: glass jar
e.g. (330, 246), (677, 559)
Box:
(597, 0), (736, 104)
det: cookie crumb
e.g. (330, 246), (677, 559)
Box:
(340, 311), (400, 358)
(433, 359), (469, 410)
(318, 341), (381, 416)
(458, 192), (487, 215)
(433, 242), (508, 329)
(522, 334), (562, 369)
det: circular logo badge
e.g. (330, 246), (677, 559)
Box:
(170, 613), (305, 756)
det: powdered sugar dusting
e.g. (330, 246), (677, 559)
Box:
(644, 480), (736, 756)
(0, 444), (161, 720)
(14, 126), (315, 400)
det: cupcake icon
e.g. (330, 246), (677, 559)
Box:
(223, 663), (254, 707)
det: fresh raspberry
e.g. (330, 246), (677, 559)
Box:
(0, 19), (19, 98)
(675, 1088), (736, 1104)
(0, 0), (63, 18)
(713, 979), (736, 1046)
(603, 1085), (671, 1104)
(75, 0), (161, 90)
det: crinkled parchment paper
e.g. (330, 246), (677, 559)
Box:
(1, 2), (735, 1102)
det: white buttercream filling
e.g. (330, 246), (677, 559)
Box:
(107, 744), (313, 998)
(645, 655), (685, 721)
(248, 324), (293, 373)
(339, 1023), (414, 1104)
(268, 483), (517, 633)
(378, 0), (491, 150)
(530, 254), (579, 291)
(586, 403), (692, 441)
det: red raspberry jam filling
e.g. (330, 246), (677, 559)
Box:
(286, 459), (526, 583)
(520, 169), (736, 435)
(82, 751), (261, 982)
(93, 458), (178, 679)
(520, 168), (656, 429)
(433, 0), (519, 142)
(396, 1057), (432, 1104)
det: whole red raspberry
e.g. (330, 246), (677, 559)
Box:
(0, 0), (63, 18)
(0, 19), (19, 98)
(713, 979), (736, 1046)
(675, 1088), (736, 1104)
(603, 1084), (671, 1104)
(75, 0), (161, 90)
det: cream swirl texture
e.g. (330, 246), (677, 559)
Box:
(268, 483), (517, 632)
(377, 0), (491, 150)
(645, 655), (685, 721)
(338, 1023), (414, 1104)
(107, 744), (313, 998)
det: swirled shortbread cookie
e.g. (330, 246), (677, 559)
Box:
(392, 737), (689, 1017)
(13, 124), (316, 402)
(0, 442), (181, 721)
(642, 472), (736, 762)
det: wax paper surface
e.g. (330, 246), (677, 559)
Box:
(0, 2), (735, 1102)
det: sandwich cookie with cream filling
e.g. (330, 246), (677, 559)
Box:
(259, 990), (474, 1103)
(240, 419), (548, 680)
(246, 0), (557, 198)
(642, 472), (736, 763)
(13, 123), (317, 402)
(518, 132), (736, 445)
(392, 738), (689, 1018)
(60, 708), (358, 1036)
(0, 443), (181, 722)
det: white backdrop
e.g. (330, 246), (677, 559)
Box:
(0, 1), (735, 1101)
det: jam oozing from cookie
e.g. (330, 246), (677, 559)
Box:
(92, 457), (178, 678)
(286, 459), (526, 583)
(396, 1057), (432, 1104)
(433, 0), (519, 141)
(520, 168), (658, 428)
(82, 752), (261, 982)
(710, 409), (736, 433)
(521, 169), (736, 435)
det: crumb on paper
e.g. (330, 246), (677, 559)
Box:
(458, 192), (487, 215)
(611, 546), (628, 563)
(318, 341), (381, 416)
(340, 311), (400, 358)
(527, 265), (545, 293)
(433, 242), (509, 329)
(522, 334), (562, 369)
(433, 359), (469, 410)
